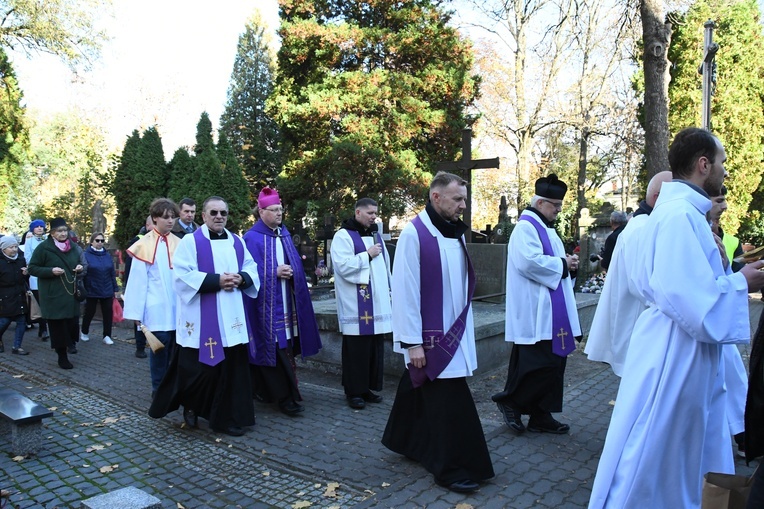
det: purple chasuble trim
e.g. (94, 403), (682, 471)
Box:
(408, 215), (476, 388)
(347, 230), (375, 335)
(193, 229), (253, 366)
(519, 214), (574, 357)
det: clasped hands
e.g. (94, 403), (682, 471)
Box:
(219, 272), (243, 291)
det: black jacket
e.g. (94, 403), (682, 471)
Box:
(0, 254), (27, 317)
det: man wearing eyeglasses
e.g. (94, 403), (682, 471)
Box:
(149, 196), (260, 437)
(492, 174), (581, 436)
(243, 187), (322, 417)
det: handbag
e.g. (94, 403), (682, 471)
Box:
(701, 469), (756, 509)
(73, 273), (87, 302)
(112, 298), (124, 323)
(27, 291), (42, 321)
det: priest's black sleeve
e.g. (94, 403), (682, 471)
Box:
(199, 273), (221, 293)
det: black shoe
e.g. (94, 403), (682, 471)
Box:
(437, 479), (479, 494)
(67, 345), (77, 354)
(361, 391), (383, 403)
(497, 402), (525, 434)
(213, 426), (245, 437)
(58, 358), (73, 369)
(735, 432), (746, 458)
(527, 414), (570, 434)
(135, 349), (147, 358)
(183, 407), (198, 428)
(40, 332), (49, 341)
(11, 348), (29, 355)
(347, 396), (366, 409)
(279, 400), (305, 416)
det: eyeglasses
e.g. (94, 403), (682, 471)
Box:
(94, 239), (104, 243)
(263, 207), (283, 213)
(53, 227), (68, 233)
(542, 199), (563, 210)
(207, 210), (228, 217)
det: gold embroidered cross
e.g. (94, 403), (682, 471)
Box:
(204, 337), (218, 358)
(360, 311), (373, 325)
(231, 317), (244, 332)
(557, 328), (569, 350)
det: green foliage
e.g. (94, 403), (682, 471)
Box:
(668, 0), (764, 237)
(0, 46), (29, 233)
(0, 0), (108, 68)
(28, 109), (109, 241)
(190, 112), (224, 209)
(217, 132), (252, 233)
(111, 128), (168, 247)
(167, 147), (195, 203)
(220, 10), (282, 197)
(270, 0), (480, 231)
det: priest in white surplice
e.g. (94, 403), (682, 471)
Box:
(588, 128), (764, 509)
(382, 172), (494, 495)
(149, 196), (260, 437)
(585, 171), (672, 376)
(331, 197), (392, 409)
(492, 174), (581, 435)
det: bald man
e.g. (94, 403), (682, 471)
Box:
(584, 171), (672, 375)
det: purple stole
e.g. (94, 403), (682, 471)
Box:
(346, 230), (377, 335)
(407, 215), (475, 388)
(520, 213), (574, 357)
(243, 221), (322, 367)
(193, 228), (251, 366)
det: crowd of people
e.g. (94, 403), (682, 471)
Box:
(2, 126), (763, 505)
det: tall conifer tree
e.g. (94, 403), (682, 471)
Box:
(220, 10), (281, 196)
(270, 0), (480, 227)
(217, 132), (252, 232)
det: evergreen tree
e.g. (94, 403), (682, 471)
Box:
(270, 0), (480, 229)
(217, 132), (252, 233)
(0, 47), (29, 232)
(112, 127), (168, 247)
(668, 0), (764, 237)
(190, 112), (224, 208)
(113, 130), (141, 247)
(220, 10), (282, 196)
(168, 147), (195, 203)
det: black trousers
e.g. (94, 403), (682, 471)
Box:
(81, 297), (113, 337)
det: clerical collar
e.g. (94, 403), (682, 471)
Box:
(633, 200), (653, 218)
(425, 202), (468, 239)
(209, 230), (228, 240)
(341, 217), (373, 236)
(674, 179), (709, 198)
(272, 226), (281, 236)
(525, 206), (555, 228)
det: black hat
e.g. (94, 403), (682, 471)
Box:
(534, 174), (567, 200)
(50, 217), (68, 230)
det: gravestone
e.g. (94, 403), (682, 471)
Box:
(466, 243), (507, 301)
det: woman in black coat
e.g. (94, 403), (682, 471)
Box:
(0, 235), (29, 354)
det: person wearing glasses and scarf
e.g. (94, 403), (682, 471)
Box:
(28, 217), (84, 369)
(80, 232), (120, 346)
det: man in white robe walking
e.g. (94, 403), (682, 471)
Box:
(585, 170), (672, 375)
(382, 171), (494, 494)
(588, 128), (764, 508)
(149, 196), (260, 437)
(492, 174), (581, 435)
(331, 197), (392, 409)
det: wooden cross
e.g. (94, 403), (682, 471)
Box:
(204, 337), (218, 359)
(360, 311), (373, 325)
(436, 128), (500, 242)
(557, 328), (569, 351)
(699, 20), (718, 131)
